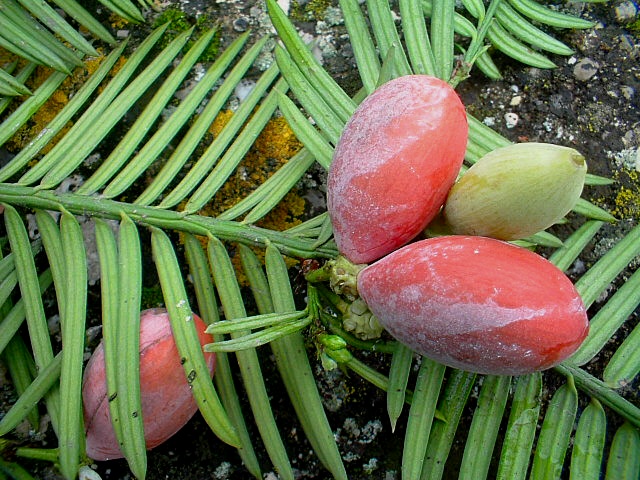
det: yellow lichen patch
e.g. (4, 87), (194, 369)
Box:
(6, 53), (109, 155)
(194, 110), (308, 285)
(109, 13), (131, 31)
(291, 0), (333, 21)
(611, 169), (640, 220)
(199, 111), (305, 228)
(252, 116), (303, 161)
(593, 150), (640, 221)
(209, 109), (234, 138)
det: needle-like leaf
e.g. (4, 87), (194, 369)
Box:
(38, 27), (191, 189)
(114, 215), (146, 479)
(51, 0), (117, 44)
(0, 69), (69, 148)
(603, 303), (640, 387)
(574, 222), (640, 309)
(14, 24), (169, 185)
(339, 0), (381, 93)
(57, 211), (88, 480)
(430, 0), (456, 80)
(402, 359), (446, 480)
(530, 375), (578, 480)
(152, 231), (241, 450)
(572, 266), (640, 367)
(0, 270), (52, 358)
(420, 370), (477, 480)
(604, 423), (640, 479)
(16, 0), (99, 56)
(207, 236), (293, 478)
(221, 148), (316, 224)
(459, 375), (511, 479)
(508, 0), (595, 29)
(261, 244), (348, 478)
(0, 66), (32, 97)
(386, 344), (414, 431)
(400, 0), (437, 76)
(266, 0), (354, 123)
(0, 352), (62, 436)
(75, 27), (217, 196)
(0, 44), (125, 183)
(366, 0), (412, 77)
(277, 91), (333, 169)
(3, 204), (60, 434)
(93, 219), (126, 457)
(183, 234), (259, 477)
(1, 336), (40, 430)
(570, 398), (606, 480)
(497, 372), (542, 480)
(111, 33), (265, 203)
(155, 41), (277, 208)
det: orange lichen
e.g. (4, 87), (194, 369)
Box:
(109, 14), (131, 31)
(194, 110), (308, 284)
(199, 111), (306, 229)
(6, 53), (109, 155)
(209, 109), (234, 138)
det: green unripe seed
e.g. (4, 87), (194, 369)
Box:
(442, 142), (587, 240)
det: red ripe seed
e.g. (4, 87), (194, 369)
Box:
(82, 308), (216, 461)
(358, 236), (589, 375)
(327, 75), (468, 264)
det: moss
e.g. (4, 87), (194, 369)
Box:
(152, 8), (192, 31)
(290, 0), (334, 22)
(141, 284), (165, 309)
(151, 8), (221, 62)
(627, 18), (640, 39)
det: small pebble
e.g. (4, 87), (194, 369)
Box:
(483, 116), (496, 127)
(619, 33), (638, 53)
(621, 85), (635, 100)
(504, 112), (519, 129)
(615, 0), (638, 22)
(573, 58), (599, 82)
(78, 466), (102, 480)
(233, 17), (249, 32)
(235, 78), (256, 103)
(277, 0), (290, 14)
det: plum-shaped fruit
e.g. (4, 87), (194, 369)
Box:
(327, 75), (468, 264)
(357, 236), (589, 375)
(443, 143), (587, 240)
(83, 308), (215, 461)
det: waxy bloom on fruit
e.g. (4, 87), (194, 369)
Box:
(82, 308), (215, 461)
(357, 236), (589, 375)
(443, 142), (587, 240)
(327, 75), (468, 264)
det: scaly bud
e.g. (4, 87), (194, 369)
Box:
(343, 298), (384, 340)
